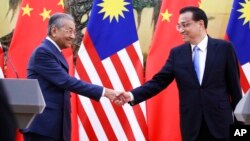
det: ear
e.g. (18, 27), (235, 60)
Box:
(51, 26), (57, 37)
(199, 20), (205, 28)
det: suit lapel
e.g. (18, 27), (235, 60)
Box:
(56, 50), (69, 72)
(44, 39), (69, 72)
(201, 37), (218, 85)
(182, 44), (201, 84)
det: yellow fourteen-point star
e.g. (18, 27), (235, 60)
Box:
(98, 0), (130, 22)
(238, 0), (250, 26)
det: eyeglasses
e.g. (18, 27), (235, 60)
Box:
(176, 22), (194, 31)
(61, 28), (76, 35)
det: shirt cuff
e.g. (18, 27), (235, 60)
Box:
(129, 92), (134, 101)
(101, 88), (105, 97)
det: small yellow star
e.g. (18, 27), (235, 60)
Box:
(58, 0), (64, 9)
(22, 4), (33, 16)
(39, 8), (52, 21)
(161, 9), (173, 22)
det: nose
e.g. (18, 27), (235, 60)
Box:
(176, 25), (185, 33)
(177, 28), (185, 33)
(70, 32), (76, 39)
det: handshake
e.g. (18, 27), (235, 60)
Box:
(104, 88), (133, 106)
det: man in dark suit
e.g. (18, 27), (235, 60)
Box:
(22, 13), (118, 141)
(116, 6), (242, 141)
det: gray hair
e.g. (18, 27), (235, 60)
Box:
(47, 13), (74, 36)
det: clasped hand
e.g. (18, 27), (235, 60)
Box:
(104, 88), (132, 106)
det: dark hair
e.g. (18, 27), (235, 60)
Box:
(180, 6), (208, 29)
(47, 13), (74, 36)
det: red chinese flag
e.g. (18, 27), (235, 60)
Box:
(146, 1), (200, 141)
(7, 0), (64, 78)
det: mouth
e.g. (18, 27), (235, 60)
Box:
(181, 33), (189, 38)
(64, 40), (73, 47)
(181, 35), (187, 39)
(67, 39), (74, 43)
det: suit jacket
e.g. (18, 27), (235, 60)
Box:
(130, 37), (242, 141)
(22, 39), (103, 141)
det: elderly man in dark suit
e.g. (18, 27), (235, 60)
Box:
(116, 6), (242, 141)
(22, 13), (118, 141)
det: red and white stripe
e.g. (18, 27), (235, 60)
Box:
(0, 42), (4, 78)
(75, 32), (148, 140)
(242, 63), (250, 86)
(240, 62), (250, 93)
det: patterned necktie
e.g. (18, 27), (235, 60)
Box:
(193, 46), (201, 83)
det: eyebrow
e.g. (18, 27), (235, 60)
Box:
(63, 26), (75, 30)
(178, 20), (193, 23)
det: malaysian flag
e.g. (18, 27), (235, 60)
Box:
(74, 0), (148, 140)
(226, 0), (250, 94)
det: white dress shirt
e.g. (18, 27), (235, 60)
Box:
(46, 36), (62, 52)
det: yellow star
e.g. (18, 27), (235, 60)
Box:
(39, 8), (52, 21)
(58, 0), (64, 9)
(22, 4), (33, 16)
(238, 0), (250, 25)
(161, 9), (173, 22)
(98, 0), (130, 22)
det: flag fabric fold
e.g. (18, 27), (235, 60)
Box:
(226, 0), (250, 94)
(75, 0), (147, 140)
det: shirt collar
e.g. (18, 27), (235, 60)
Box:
(191, 35), (208, 52)
(46, 36), (61, 52)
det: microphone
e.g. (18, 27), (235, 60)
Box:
(3, 47), (19, 79)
